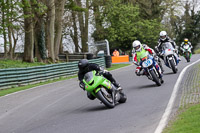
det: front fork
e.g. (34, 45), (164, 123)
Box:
(184, 52), (192, 58)
(166, 56), (177, 67)
(146, 66), (162, 80)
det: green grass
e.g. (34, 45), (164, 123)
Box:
(194, 48), (200, 54)
(0, 59), (46, 69)
(0, 63), (130, 97)
(106, 64), (130, 71)
(163, 104), (200, 133)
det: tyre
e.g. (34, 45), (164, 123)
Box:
(149, 70), (161, 86)
(118, 91), (127, 103)
(96, 88), (115, 108)
(105, 56), (112, 68)
(169, 59), (177, 73)
(186, 52), (190, 62)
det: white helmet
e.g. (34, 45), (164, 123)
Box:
(132, 40), (142, 52)
(160, 31), (167, 41)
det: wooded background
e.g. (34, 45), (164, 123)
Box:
(0, 0), (199, 63)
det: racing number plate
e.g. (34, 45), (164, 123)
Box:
(142, 59), (153, 68)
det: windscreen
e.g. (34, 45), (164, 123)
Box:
(183, 45), (189, 49)
(84, 71), (93, 82)
(162, 42), (174, 50)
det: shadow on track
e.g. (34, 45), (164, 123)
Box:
(73, 105), (110, 114)
(163, 72), (176, 75)
(137, 84), (158, 89)
(85, 105), (110, 112)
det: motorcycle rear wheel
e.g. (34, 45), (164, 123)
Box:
(96, 88), (115, 108)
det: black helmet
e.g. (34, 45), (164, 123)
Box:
(78, 59), (89, 70)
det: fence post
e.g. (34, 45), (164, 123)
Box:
(66, 53), (69, 62)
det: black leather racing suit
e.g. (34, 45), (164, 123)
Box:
(78, 63), (120, 100)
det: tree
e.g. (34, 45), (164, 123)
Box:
(54, 0), (65, 60)
(91, 0), (108, 41)
(0, 0), (8, 57)
(71, 10), (79, 52)
(46, 0), (55, 62)
(22, 0), (34, 62)
(76, 0), (89, 52)
(0, 0), (22, 59)
(101, 0), (162, 50)
(31, 0), (47, 62)
(65, 0), (88, 52)
(169, 1), (200, 49)
(134, 0), (163, 20)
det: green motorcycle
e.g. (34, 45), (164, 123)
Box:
(83, 70), (127, 108)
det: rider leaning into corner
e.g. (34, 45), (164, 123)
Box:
(132, 40), (164, 78)
(155, 31), (181, 62)
(180, 38), (193, 54)
(78, 59), (122, 100)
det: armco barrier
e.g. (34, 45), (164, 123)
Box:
(0, 57), (105, 90)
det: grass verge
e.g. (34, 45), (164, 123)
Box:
(163, 104), (200, 133)
(0, 59), (46, 69)
(194, 48), (200, 54)
(106, 64), (130, 71)
(0, 63), (130, 97)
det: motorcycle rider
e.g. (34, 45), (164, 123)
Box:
(180, 38), (193, 54)
(155, 31), (181, 61)
(78, 59), (122, 100)
(132, 40), (164, 77)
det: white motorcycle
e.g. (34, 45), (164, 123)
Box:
(161, 42), (179, 73)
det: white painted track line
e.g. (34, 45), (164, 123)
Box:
(154, 59), (200, 133)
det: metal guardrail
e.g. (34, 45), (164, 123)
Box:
(0, 57), (105, 90)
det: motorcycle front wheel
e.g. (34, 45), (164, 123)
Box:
(149, 70), (161, 86)
(96, 88), (115, 108)
(118, 91), (127, 103)
(169, 59), (177, 73)
(186, 52), (190, 62)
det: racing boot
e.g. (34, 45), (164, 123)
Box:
(161, 78), (164, 84)
(157, 58), (164, 73)
(159, 63), (164, 74)
(113, 82), (122, 91)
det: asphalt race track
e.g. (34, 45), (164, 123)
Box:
(0, 54), (199, 133)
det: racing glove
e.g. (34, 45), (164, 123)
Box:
(79, 81), (85, 90)
(99, 69), (108, 75)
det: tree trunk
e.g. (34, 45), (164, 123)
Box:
(54, 0), (65, 60)
(59, 36), (63, 54)
(31, 0), (47, 63)
(11, 28), (18, 59)
(8, 27), (13, 59)
(34, 21), (42, 62)
(76, 0), (89, 52)
(46, 0), (55, 62)
(72, 11), (79, 52)
(83, 0), (89, 52)
(1, 0), (8, 57)
(22, 0), (34, 62)
(7, 0), (14, 59)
